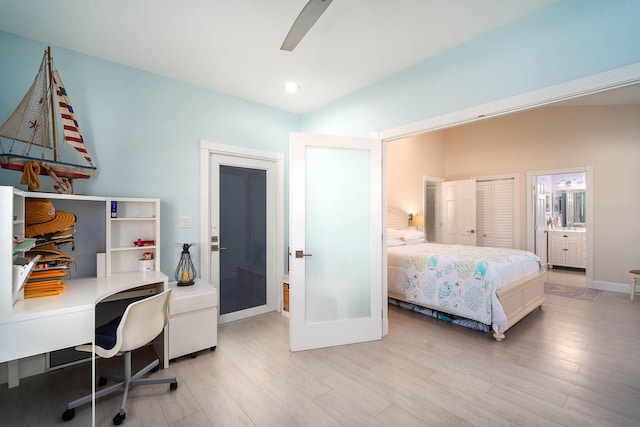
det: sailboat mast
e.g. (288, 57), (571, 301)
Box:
(46, 46), (58, 161)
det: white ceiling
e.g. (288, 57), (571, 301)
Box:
(1, 0), (566, 114)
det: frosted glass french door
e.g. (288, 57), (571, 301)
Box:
(289, 133), (382, 352)
(210, 154), (277, 324)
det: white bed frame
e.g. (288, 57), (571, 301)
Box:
(387, 207), (544, 341)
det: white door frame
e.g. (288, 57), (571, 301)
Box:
(378, 64), (640, 140)
(376, 64), (638, 293)
(200, 141), (285, 319)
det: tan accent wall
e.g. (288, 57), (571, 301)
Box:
(385, 132), (446, 215)
(387, 105), (640, 284)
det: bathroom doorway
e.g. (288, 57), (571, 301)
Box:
(527, 167), (593, 287)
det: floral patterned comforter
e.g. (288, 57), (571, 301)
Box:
(388, 243), (542, 329)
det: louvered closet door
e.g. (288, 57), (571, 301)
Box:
(493, 180), (514, 248)
(476, 182), (494, 247)
(476, 179), (514, 248)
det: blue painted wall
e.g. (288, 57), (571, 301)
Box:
(301, 0), (640, 137)
(0, 32), (299, 276)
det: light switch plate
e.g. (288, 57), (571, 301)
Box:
(180, 216), (192, 228)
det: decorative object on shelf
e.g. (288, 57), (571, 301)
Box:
(138, 251), (154, 272)
(0, 47), (96, 194)
(133, 239), (155, 247)
(175, 243), (196, 286)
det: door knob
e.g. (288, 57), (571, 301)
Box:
(295, 250), (312, 258)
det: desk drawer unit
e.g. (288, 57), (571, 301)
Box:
(168, 281), (217, 360)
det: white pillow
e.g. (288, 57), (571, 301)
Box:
(387, 238), (406, 247)
(404, 237), (426, 245)
(397, 229), (424, 241)
(387, 229), (405, 240)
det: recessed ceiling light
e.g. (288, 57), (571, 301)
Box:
(284, 81), (299, 94)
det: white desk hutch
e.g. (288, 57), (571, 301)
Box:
(0, 186), (168, 388)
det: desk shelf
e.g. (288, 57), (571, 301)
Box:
(107, 198), (160, 275)
(110, 245), (158, 252)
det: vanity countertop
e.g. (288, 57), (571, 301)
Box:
(548, 228), (585, 232)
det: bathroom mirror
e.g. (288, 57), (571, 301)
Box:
(570, 190), (586, 226)
(558, 190), (585, 227)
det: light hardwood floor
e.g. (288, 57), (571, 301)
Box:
(546, 268), (587, 288)
(2, 284), (639, 426)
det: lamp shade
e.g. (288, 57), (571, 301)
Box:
(410, 214), (425, 227)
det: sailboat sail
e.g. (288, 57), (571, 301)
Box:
(0, 53), (51, 149)
(0, 47), (96, 187)
(52, 69), (94, 167)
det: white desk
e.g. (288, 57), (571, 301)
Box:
(0, 271), (168, 387)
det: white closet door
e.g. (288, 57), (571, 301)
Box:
(441, 179), (476, 245)
(476, 179), (514, 248)
(476, 181), (494, 247)
(494, 180), (514, 248)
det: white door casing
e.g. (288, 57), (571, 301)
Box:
(199, 141), (284, 325)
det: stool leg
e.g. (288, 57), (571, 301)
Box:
(632, 276), (637, 302)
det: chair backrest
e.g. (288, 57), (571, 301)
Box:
(112, 289), (172, 354)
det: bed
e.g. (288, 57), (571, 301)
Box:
(387, 207), (545, 341)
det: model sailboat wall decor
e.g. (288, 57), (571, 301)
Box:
(0, 47), (96, 193)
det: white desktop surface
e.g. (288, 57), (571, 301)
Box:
(0, 271), (168, 364)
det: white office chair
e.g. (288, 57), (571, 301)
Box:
(62, 289), (177, 425)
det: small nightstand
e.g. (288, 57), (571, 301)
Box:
(168, 279), (217, 360)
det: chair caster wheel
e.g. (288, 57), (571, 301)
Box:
(190, 352), (197, 358)
(98, 376), (108, 386)
(61, 408), (75, 421)
(113, 412), (126, 425)
(170, 381), (178, 391)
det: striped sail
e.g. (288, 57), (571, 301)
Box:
(52, 69), (94, 167)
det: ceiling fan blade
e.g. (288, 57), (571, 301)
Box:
(280, 0), (333, 51)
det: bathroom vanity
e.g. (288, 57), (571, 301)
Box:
(547, 229), (586, 269)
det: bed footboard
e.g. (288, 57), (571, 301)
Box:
(494, 270), (545, 340)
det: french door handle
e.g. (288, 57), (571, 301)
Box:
(295, 250), (312, 258)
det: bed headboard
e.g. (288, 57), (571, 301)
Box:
(387, 206), (409, 229)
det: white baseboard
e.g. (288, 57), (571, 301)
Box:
(593, 280), (628, 294)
